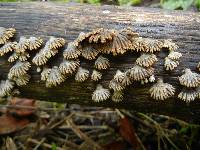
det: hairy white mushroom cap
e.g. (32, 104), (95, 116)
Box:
(127, 65), (154, 81)
(63, 42), (82, 59)
(0, 42), (17, 56)
(179, 68), (200, 88)
(8, 52), (19, 63)
(29, 37), (43, 50)
(0, 27), (16, 44)
(94, 55), (110, 70)
(164, 57), (179, 71)
(15, 36), (30, 53)
(167, 51), (182, 60)
(109, 79), (124, 91)
(59, 60), (80, 76)
(8, 61), (31, 79)
(149, 78), (175, 100)
(81, 44), (99, 60)
(114, 70), (125, 83)
(162, 39), (179, 51)
(178, 88), (197, 103)
(13, 74), (31, 86)
(41, 67), (52, 81)
(91, 70), (102, 81)
(46, 36), (65, 49)
(0, 80), (14, 97)
(92, 84), (110, 102)
(75, 67), (89, 82)
(111, 90), (124, 102)
(136, 53), (158, 67)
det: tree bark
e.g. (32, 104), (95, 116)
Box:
(0, 2), (200, 122)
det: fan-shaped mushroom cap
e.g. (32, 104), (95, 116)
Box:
(167, 51), (182, 60)
(127, 65), (154, 81)
(41, 67), (52, 81)
(109, 79), (124, 91)
(15, 36), (30, 53)
(112, 90), (124, 102)
(0, 80), (14, 97)
(13, 74), (31, 86)
(114, 70), (125, 82)
(179, 68), (200, 88)
(8, 61), (31, 79)
(94, 56), (110, 70)
(74, 32), (91, 46)
(46, 36), (65, 49)
(0, 42), (16, 56)
(59, 60), (80, 76)
(91, 70), (102, 81)
(120, 27), (139, 39)
(164, 57), (179, 71)
(19, 52), (30, 62)
(8, 52), (19, 63)
(149, 78), (175, 100)
(81, 44), (99, 60)
(121, 72), (133, 86)
(92, 84), (110, 102)
(136, 53), (158, 67)
(178, 88), (197, 103)
(29, 37), (43, 50)
(46, 66), (65, 87)
(75, 67), (89, 82)
(162, 39), (179, 51)
(0, 27), (16, 44)
(63, 42), (82, 59)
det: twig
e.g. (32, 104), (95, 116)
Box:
(33, 138), (46, 150)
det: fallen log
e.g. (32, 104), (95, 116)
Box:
(0, 2), (200, 122)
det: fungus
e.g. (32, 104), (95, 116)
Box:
(81, 44), (99, 60)
(0, 27), (16, 44)
(8, 61), (31, 79)
(0, 42), (17, 56)
(179, 68), (200, 88)
(120, 27), (139, 40)
(29, 37), (43, 50)
(8, 52), (19, 63)
(127, 64), (154, 81)
(46, 36), (65, 49)
(92, 84), (110, 102)
(74, 32), (91, 46)
(136, 53), (158, 67)
(18, 52), (30, 61)
(94, 55), (110, 70)
(41, 67), (51, 81)
(15, 36), (30, 53)
(109, 79), (124, 91)
(46, 66), (65, 87)
(111, 90), (124, 102)
(149, 75), (156, 83)
(164, 57), (179, 71)
(149, 78), (175, 100)
(121, 72), (132, 86)
(178, 88), (197, 103)
(0, 80), (14, 97)
(59, 59), (80, 75)
(63, 42), (82, 59)
(140, 75), (156, 84)
(13, 74), (31, 86)
(91, 70), (102, 81)
(167, 51), (182, 60)
(114, 70), (125, 83)
(162, 39), (179, 51)
(75, 67), (89, 82)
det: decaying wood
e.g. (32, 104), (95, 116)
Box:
(0, 2), (200, 121)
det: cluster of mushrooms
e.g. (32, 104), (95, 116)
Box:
(0, 26), (199, 103)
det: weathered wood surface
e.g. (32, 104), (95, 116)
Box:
(0, 2), (200, 122)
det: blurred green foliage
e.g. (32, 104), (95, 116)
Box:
(195, 0), (200, 10)
(118, 0), (141, 6)
(160, 0), (193, 10)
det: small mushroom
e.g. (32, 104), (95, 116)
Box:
(92, 84), (110, 102)
(8, 61), (31, 79)
(0, 80), (14, 97)
(167, 51), (182, 60)
(41, 67), (52, 81)
(111, 90), (124, 102)
(0, 27), (16, 44)
(178, 88), (197, 103)
(127, 64), (154, 81)
(109, 79), (124, 91)
(121, 72), (132, 86)
(149, 78), (175, 100)
(8, 52), (19, 63)
(162, 39), (179, 51)
(179, 68), (200, 88)
(46, 36), (65, 49)
(164, 57), (179, 71)
(94, 55), (110, 70)
(46, 66), (65, 87)
(81, 44), (99, 60)
(29, 37), (43, 50)
(63, 42), (82, 59)
(74, 32), (91, 46)
(136, 53), (158, 67)
(13, 74), (31, 86)
(91, 70), (102, 81)
(15, 36), (30, 53)
(18, 52), (30, 61)
(114, 70), (125, 82)
(75, 67), (89, 82)
(0, 42), (17, 56)
(59, 59), (80, 76)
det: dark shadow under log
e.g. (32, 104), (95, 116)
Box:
(0, 2), (200, 122)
